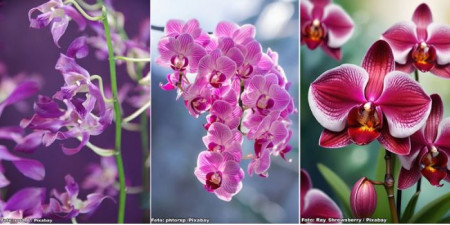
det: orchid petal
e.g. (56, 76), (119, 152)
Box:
(412, 3), (433, 41)
(4, 188), (45, 212)
(322, 4), (354, 48)
(377, 125), (411, 155)
(319, 128), (352, 148)
(320, 44), (341, 60)
(424, 94), (443, 143)
(308, 64), (368, 132)
(426, 23), (450, 65)
(430, 64), (450, 78)
(398, 165), (421, 190)
(362, 40), (395, 101)
(381, 22), (417, 64)
(376, 72), (431, 138)
(66, 36), (88, 59)
(302, 189), (342, 219)
(51, 18), (69, 48)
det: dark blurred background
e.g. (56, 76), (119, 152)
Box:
(0, 0), (149, 223)
(301, 0), (450, 220)
(151, 0), (299, 223)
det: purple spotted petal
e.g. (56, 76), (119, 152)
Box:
(362, 40), (395, 101)
(412, 3), (433, 41)
(308, 64), (368, 132)
(302, 189), (342, 219)
(322, 4), (354, 48)
(376, 72), (431, 138)
(426, 23), (450, 65)
(319, 128), (352, 148)
(382, 22), (417, 64)
(66, 36), (88, 59)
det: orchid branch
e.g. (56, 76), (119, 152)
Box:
(75, 0), (101, 11)
(100, 4), (126, 223)
(64, 0), (103, 21)
(384, 150), (399, 223)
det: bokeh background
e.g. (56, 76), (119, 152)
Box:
(301, 0), (450, 221)
(151, 0), (299, 223)
(0, 0), (149, 223)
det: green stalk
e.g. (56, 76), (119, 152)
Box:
(101, 6), (126, 223)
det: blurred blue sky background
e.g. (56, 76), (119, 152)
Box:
(151, 0), (299, 223)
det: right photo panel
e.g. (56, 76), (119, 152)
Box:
(301, 0), (450, 223)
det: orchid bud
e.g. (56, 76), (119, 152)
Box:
(350, 177), (377, 218)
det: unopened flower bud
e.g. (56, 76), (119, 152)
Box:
(350, 177), (377, 218)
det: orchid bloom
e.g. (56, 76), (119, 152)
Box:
(44, 175), (110, 218)
(398, 94), (450, 189)
(28, 0), (87, 47)
(382, 3), (450, 77)
(194, 151), (244, 201)
(301, 169), (342, 221)
(300, 0), (354, 60)
(0, 188), (46, 220)
(309, 40), (431, 155)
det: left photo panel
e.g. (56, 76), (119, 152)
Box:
(0, 0), (150, 223)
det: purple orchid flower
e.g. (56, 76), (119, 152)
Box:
(157, 33), (206, 73)
(0, 187), (46, 220)
(164, 19), (210, 47)
(301, 0), (354, 60)
(204, 100), (241, 130)
(44, 175), (110, 218)
(202, 122), (242, 162)
(87, 22), (127, 62)
(82, 157), (118, 196)
(242, 74), (290, 116)
(194, 151), (244, 201)
(28, 0), (87, 47)
(308, 40), (431, 155)
(182, 77), (212, 117)
(0, 146), (45, 187)
(198, 49), (237, 88)
(0, 80), (39, 117)
(382, 3), (450, 77)
(398, 94), (450, 189)
(215, 21), (255, 46)
(301, 169), (342, 222)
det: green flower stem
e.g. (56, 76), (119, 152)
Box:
(384, 150), (399, 223)
(64, 0), (102, 21)
(90, 75), (113, 103)
(75, 0), (102, 11)
(414, 70), (419, 82)
(413, 70), (421, 194)
(101, 5), (126, 223)
(115, 56), (150, 62)
(71, 217), (77, 224)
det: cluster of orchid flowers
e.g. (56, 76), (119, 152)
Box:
(302, 0), (450, 221)
(0, 0), (149, 222)
(156, 19), (296, 201)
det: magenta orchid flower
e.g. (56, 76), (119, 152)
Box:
(182, 77), (212, 117)
(194, 151), (244, 201)
(398, 94), (450, 189)
(204, 100), (241, 130)
(198, 49), (237, 88)
(0, 146), (45, 187)
(202, 122), (242, 162)
(309, 40), (431, 155)
(28, 0), (87, 47)
(44, 175), (110, 218)
(164, 19), (210, 47)
(157, 33), (206, 73)
(242, 74), (290, 116)
(215, 21), (255, 46)
(301, 169), (342, 221)
(0, 187), (46, 220)
(301, 0), (354, 60)
(382, 3), (450, 77)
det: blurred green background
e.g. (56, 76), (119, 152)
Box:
(301, 0), (450, 221)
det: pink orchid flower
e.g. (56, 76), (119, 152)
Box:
(382, 3), (450, 77)
(194, 151), (244, 201)
(198, 49), (237, 88)
(308, 40), (431, 155)
(398, 94), (450, 189)
(164, 19), (210, 47)
(301, 0), (354, 60)
(202, 122), (242, 162)
(301, 169), (342, 221)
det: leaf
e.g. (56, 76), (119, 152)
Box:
(372, 148), (391, 222)
(408, 192), (450, 223)
(317, 163), (352, 218)
(439, 216), (450, 223)
(400, 191), (420, 223)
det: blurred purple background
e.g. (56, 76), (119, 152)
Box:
(0, 0), (149, 223)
